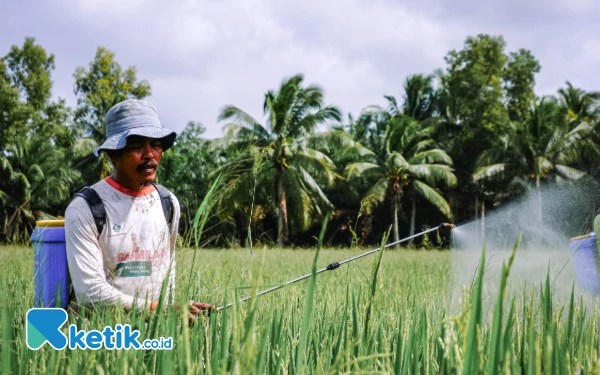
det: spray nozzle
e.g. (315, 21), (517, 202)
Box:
(442, 223), (456, 230)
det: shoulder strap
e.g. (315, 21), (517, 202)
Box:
(152, 183), (174, 228)
(75, 187), (106, 235)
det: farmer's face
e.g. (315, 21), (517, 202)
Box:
(111, 136), (163, 186)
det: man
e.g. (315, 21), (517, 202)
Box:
(65, 99), (212, 321)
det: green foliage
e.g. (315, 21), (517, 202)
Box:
(1, 34), (599, 247)
(474, 97), (596, 220)
(73, 46), (152, 182)
(0, 137), (79, 242)
(504, 49), (541, 122)
(558, 82), (600, 126)
(445, 34), (510, 139)
(74, 47), (151, 140)
(156, 121), (224, 242)
(0, 39), (76, 243)
(0, 38), (73, 149)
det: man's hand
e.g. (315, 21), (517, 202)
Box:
(149, 300), (214, 325)
(188, 300), (215, 324)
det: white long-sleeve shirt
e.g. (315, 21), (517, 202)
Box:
(65, 177), (180, 310)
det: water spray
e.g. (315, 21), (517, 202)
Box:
(216, 223), (456, 312)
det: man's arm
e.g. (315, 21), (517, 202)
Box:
(65, 200), (150, 311)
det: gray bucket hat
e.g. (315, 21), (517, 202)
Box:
(93, 99), (177, 157)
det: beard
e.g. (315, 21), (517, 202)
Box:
(136, 161), (158, 190)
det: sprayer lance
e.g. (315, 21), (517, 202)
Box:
(216, 222), (455, 312)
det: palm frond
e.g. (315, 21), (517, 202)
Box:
(387, 152), (409, 170)
(73, 138), (99, 158)
(410, 139), (436, 155)
(0, 189), (10, 204)
(476, 145), (512, 168)
(340, 142), (381, 163)
(27, 164), (44, 181)
(554, 164), (587, 180)
(307, 130), (355, 155)
(0, 155), (13, 175)
(473, 164), (509, 182)
(536, 157), (553, 174)
(412, 180), (453, 220)
(285, 166), (313, 232)
(295, 149), (338, 185)
(364, 177), (389, 214)
(407, 164), (456, 187)
(218, 105), (262, 129)
(409, 149), (453, 166)
(296, 166), (333, 208)
(384, 95), (400, 116)
(345, 162), (382, 180)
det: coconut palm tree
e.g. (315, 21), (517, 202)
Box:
(345, 114), (457, 247)
(557, 83), (600, 179)
(386, 74), (436, 121)
(385, 73), (458, 152)
(0, 137), (79, 242)
(473, 97), (596, 223)
(216, 74), (342, 246)
(558, 82), (600, 127)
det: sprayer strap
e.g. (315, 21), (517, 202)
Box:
(151, 183), (174, 230)
(75, 184), (174, 237)
(75, 187), (106, 235)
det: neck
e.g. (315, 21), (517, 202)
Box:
(110, 172), (153, 193)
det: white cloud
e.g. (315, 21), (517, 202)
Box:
(581, 39), (600, 63)
(2, 0), (600, 139)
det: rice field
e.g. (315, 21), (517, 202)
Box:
(1, 235), (600, 374)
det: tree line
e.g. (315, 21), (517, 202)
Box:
(1, 35), (599, 247)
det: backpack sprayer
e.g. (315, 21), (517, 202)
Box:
(216, 223), (456, 312)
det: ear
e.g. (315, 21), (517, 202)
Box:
(106, 150), (119, 164)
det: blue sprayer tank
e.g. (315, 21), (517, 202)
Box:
(31, 220), (68, 309)
(569, 232), (600, 295)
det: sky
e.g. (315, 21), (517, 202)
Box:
(2, 0), (600, 138)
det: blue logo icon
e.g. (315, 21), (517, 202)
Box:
(26, 308), (68, 350)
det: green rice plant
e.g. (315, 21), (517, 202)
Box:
(295, 212), (329, 374)
(485, 232), (520, 374)
(187, 173), (223, 297)
(3, 237), (600, 374)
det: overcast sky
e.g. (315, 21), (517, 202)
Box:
(2, 0), (599, 138)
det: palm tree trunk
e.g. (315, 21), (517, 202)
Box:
(481, 201), (485, 245)
(536, 175), (542, 225)
(4, 200), (28, 241)
(393, 198), (400, 248)
(475, 194), (479, 244)
(275, 168), (289, 246)
(408, 199), (416, 248)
